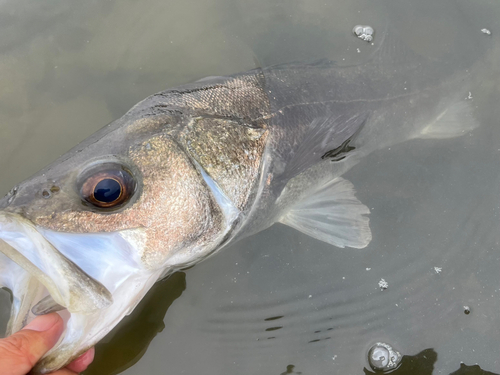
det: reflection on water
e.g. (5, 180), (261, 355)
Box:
(280, 364), (302, 374)
(450, 364), (499, 375)
(84, 273), (186, 375)
(0, 0), (499, 374)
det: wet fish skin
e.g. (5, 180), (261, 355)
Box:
(0, 33), (479, 258)
(0, 31), (489, 373)
(2, 71), (273, 268)
(0, 69), (284, 372)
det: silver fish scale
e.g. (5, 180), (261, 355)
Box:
(154, 71), (270, 125)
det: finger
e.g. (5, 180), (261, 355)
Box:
(44, 348), (94, 375)
(0, 313), (64, 375)
(65, 347), (95, 373)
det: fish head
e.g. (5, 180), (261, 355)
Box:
(0, 101), (239, 372)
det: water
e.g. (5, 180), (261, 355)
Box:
(0, 0), (499, 374)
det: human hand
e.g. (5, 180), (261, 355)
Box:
(0, 313), (94, 375)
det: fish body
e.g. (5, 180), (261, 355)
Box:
(0, 32), (486, 373)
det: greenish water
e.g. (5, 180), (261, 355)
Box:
(0, 0), (499, 374)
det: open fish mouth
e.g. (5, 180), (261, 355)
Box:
(0, 211), (162, 374)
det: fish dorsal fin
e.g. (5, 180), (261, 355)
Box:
(279, 176), (371, 249)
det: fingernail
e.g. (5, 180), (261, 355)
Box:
(22, 313), (60, 332)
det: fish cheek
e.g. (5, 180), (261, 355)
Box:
(128, 134), (225, 267)
(31, 135), (225, 269)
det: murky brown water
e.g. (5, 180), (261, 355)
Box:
(1, 0), (500, 374)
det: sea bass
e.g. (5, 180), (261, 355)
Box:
(0, 33), (487, 373)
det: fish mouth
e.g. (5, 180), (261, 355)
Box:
(0, 212), (163, 374)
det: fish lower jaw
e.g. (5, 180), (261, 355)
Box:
(0, 213), (165, 373)
(34, 267), (164, 374)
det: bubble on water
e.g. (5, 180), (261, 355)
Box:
(464, 306), (471, 315)
(378, 278), (388, 290)
(368, 342), (401, 371)
(353, 25), (374, 42)
(481, 28), (491, 35)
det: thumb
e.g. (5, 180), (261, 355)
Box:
(0, 313), (64, 375)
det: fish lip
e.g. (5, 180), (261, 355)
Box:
(0, 211), (163, 373)
(0, 251), (43, 335)
(0, 212), (113, 314)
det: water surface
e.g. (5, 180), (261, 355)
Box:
(0, 0), (499, 374)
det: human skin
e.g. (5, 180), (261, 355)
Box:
(0, 313), (94, 375)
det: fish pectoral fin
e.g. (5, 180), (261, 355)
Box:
(418, 99), (479, 139)
(279, 177), (371, 249)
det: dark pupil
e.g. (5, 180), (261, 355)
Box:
(94, 179), (121, 203)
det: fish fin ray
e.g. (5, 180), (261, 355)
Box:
(279, 177), (371, 248)
(418, 99), (479, 139)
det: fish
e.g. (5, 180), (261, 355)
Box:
(0, 31), (490, 373)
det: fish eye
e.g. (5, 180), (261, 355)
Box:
(79, 166), (136, 209)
